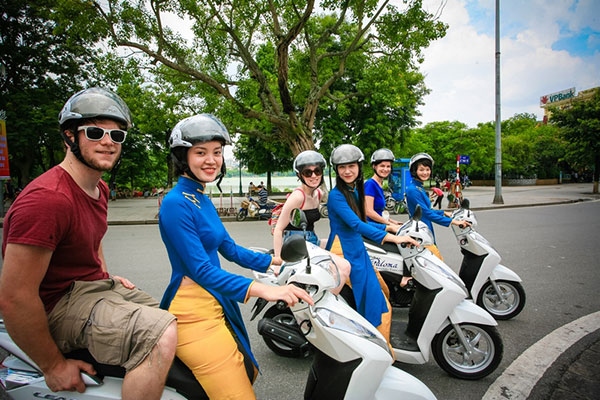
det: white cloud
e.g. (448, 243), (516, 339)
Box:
(416, 0), (600, 127)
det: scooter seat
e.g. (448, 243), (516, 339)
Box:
(363, 237), (401, 254)
(64, 349), (207, 399)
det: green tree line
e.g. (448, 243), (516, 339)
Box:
(1, 0), (598, 194)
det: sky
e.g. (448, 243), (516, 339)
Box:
(416, 0), (600, 127)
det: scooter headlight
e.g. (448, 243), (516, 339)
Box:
(314, 307), (391, 355)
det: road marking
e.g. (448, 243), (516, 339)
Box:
(483, 311), (600, 400)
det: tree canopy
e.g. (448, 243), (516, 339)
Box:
(51, 0), (447, 157)
(550, 89), (600, 193)
(0, 0), (95, 186)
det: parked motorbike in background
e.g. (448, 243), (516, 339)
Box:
(0, 320), (207, 399)
(450, 199), (526, 320)
(235, 195), (278, 221)
(252, 210), (436, 399)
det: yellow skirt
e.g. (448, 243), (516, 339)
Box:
(169, 281), (256, 400)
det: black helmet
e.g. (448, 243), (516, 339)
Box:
(409, 152), (434, 177)
(330, 144), (364, 168)
(58, 87), (132, 129)
(293, 150), (326, 174)
(169, 114), (232, 148)
(370, 148), (395, 165)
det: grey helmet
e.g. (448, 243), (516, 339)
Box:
(370, 148), (395, 165)
(169, 114), (232, 148)
(58, 87), (131, 171)
(293, 150), (326, 174)
(169, 114), (231, 191)
(330, 144), (365, 168)
(58, 87), (132, 129)
(409, 152), (434, 177)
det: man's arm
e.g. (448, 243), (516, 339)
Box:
(0, 243), (94, 392)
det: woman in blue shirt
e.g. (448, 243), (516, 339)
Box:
(326, 144), (418, 343)
(405, 152), (464, 258)
(364, 148), (403, 226)
(159, 114), (313, 400)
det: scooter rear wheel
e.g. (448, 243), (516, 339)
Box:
(477, 280), (526, 320)
(261, 306), (313, 358)
(385, 196), (396, 211)
(432, 323), (503, 380)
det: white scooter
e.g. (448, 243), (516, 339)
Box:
(252, 209), (436, 400)
(450, 199), (526, 320)
(0, 323), (208, 399)
(364, 206), (503, 380)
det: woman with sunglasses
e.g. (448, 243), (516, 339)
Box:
(272, 151), (327, 251)
(272, 150), (351, 294)
(325, 144), (419, 343)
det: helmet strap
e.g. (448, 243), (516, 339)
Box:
(61, 130), (94, 170)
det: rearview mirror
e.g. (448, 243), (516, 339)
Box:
(281, 235), (309, 262)
(289, 208), (308, 231)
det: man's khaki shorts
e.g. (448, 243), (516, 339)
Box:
(48, 279), (175, 371)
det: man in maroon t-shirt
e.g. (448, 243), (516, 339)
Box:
(0, 88), (177, 398)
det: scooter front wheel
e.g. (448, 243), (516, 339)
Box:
(236, 210), (247, 221)
(478, 280), (526, 320)
(432, 323), (503, 380)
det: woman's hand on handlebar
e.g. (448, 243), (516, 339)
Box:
(251, 282), (314, 306)
(451, 219), (470, 228)
(387, 234), (420, 248)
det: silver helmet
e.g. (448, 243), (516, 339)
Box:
(409, 152), (434, 176)
(370, 148), (395, 165)
(169, 114), (232, 148)
(330, 144), (365, 168)
(293, 150), (326, 174)
(58, 87), (132, 128)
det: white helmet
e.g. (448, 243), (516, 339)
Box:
(169, 114), (230, 190)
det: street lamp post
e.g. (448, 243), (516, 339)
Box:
(493, 0), (504, 204)
(238, 162), (243, 196)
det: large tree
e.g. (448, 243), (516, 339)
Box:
(52, 0), (447, 156)
(0, 0), (95, 185)
(550, 89), (600, 193)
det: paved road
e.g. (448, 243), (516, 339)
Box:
(1, 183), (599, 399)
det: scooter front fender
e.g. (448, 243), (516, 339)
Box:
(490, 264), (522, 282)
(447, 299), (498, 328)
(375, 366), (437, 400)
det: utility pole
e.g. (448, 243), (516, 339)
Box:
(493, 0), (504, 204)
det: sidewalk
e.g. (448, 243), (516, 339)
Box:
(104, 183), (600, 225)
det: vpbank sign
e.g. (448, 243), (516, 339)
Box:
(540, 87), (575, 106)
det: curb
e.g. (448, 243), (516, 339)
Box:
(482, 311), (600, 400)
